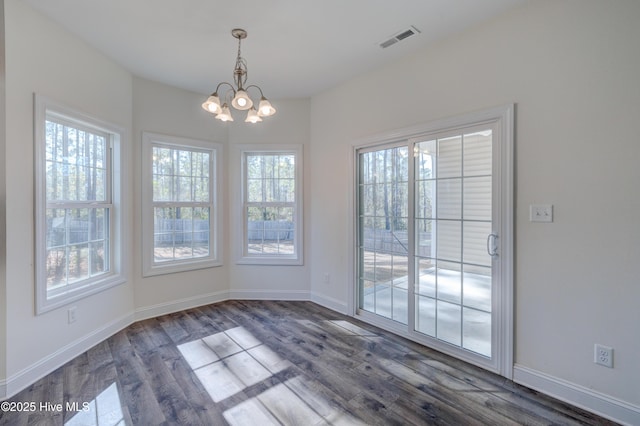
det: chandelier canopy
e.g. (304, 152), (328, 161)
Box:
(201, 28), (276, 123)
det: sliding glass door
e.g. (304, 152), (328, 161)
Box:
(355, 107), (513, 375)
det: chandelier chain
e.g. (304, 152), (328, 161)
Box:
(234, 35), (247, 89)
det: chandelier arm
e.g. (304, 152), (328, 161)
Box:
(245, 84), (265, 98)
(215, 81), (236, 96)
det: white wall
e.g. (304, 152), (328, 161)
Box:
(309, 0), (640, 414)
(227, 98), (311, 299)
(3, 0), (134, 392)
(132, 77), (230, 319)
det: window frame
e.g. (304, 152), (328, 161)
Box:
(141, 132), (223, 277)
(349, 104), (514, 378)
(236, 144), (303, 265)
(34, 95), (126, 314)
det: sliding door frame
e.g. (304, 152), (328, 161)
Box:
(348, 105), (514, 378)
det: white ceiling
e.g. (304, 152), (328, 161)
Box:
(24, 0), (526, 99)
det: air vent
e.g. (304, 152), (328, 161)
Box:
(378, 26), (421, 49)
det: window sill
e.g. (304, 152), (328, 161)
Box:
(236, 256), (303, 266)
(143, 259), (223, 277)
(36, 274), (126, 315)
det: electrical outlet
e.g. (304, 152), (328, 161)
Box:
(68, 306), (77, 324)
(594, 344), (613, 368)
(323, 273), (330, 284)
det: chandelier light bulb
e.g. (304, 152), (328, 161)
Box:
(215, 104), (234, 122)
(245, 108), (262, 123)
(202, 93), (222, 114)
(231, 89), (253, 110)
(258, 97), (276, 117)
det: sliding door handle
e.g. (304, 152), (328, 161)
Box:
(487, 233), (498, 257)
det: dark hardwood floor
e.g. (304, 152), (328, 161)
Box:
(1, 300), (616, 425)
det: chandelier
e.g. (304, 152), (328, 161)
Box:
(201, 28), (276, 123)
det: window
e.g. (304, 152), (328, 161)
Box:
(142, 133), (222, 276)
(35, 96), (126, 313)
(238, 145), (303, 265)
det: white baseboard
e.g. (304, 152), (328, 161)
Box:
(3, 312), (134, 401)
(0, 378), (6, 401)
(310, 291), (348, 314)
(513, 364), (640, 426)
(134, 290), (229, 321)
(228, 289), (309, 301)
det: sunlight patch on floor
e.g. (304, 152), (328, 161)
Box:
(65, 382), (125, 426)
(178, 326), (285, 403)
(178, 325), (364, 425)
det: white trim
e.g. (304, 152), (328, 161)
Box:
(234, 144), (304, 266)
(134, 290), (229, 321)
(141, 132), (224, 277)
(346, 146), (357, 317)
(0, 379), (6, 401)
(228, 289), (309, 301)
(2, 312), (133, 401)
(495, 104), (515, 379)
(513, 364), (640, 426)
(235, 256), (303, 266)
(310, 291), (349, 315)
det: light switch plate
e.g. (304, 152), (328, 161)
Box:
(530, 204), (553, 222)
